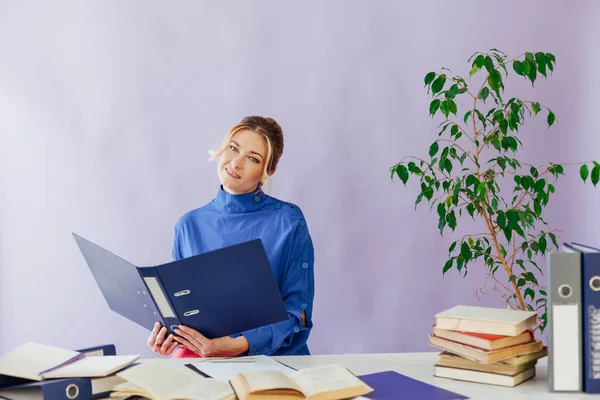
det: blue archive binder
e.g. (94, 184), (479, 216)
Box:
(0, 377), (91, 400)
(568, 243), (600, 393)
(72, 233), (288, 338)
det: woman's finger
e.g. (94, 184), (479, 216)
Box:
(166, 341), (179, 355)
(160, 334), (174, 354)
(147, 322), (161, 347)
(172, 335), (198, 354)
(178, 325), (209, 347)
(174, 328), (202, 351)
(153, 327), (167, 352)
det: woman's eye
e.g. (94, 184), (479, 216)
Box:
(229, 145), (238, 152)
(249, 157), (259, 164)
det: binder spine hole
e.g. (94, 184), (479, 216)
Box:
(590, 277), (600, 291)
(66, 384), (79, 399)
(183, 310), (199, 317)
(174, 290), (191, 297)
(558, 284), (572, 298)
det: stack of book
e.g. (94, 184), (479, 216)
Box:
(430, 305), (548, 387)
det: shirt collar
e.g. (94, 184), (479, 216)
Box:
(213, 185), (266, 213)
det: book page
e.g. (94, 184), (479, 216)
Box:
(172, 379), (235, 400)
(192, 355), (295, 380)
(118, 359), (203, 399)
(291, 364), (364, 397)
(0, 342), (81, 381)
(42, 355), (139, 378)
(435, 305), (536, 325)
(240, 369), (302, 393)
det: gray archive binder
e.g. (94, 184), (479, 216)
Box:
(548, 249), (583, 392)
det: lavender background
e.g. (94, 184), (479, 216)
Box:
(1, 1), (599, 358)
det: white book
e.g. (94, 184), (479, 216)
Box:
(0, 343), (81, 381)
(435, 305), (537, 336)
(41, 355), (139, 378)
(0, 342), (138, 381)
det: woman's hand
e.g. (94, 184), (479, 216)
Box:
(147, 322), (179, 356)
(173, 325), (249, 357)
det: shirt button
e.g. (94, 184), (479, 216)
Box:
(254, 351), (261, 355)
(254, 196), (261, 203)
(274, 203), (282, 209)
(301, 303), (307, 309)
(301, 262), (309, 269)
(299, 220), (306, 227)
(293, 327), (300, 333)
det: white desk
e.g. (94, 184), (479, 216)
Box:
(267, 352), (579, 400)
(171, 352), (583, 399)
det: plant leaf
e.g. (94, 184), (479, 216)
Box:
(429, 142), (439, 157)
(424, 72), (436, 87)
(547, 111), (556, 127)
(432, 75), (446, 94)
(592, 165), (600, 187)
(581, 164), (589, 182)
(479, 87), (489, 102)
(396, 165), (409, 185)
(429, 99), (441, 117)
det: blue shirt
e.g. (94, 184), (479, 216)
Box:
(172, 186), (315, 356)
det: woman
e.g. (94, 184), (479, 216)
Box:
(147, 116), (314, 358)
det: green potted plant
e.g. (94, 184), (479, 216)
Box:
(391, 49), (599, 331)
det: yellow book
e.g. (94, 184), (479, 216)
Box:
(429, 334), (543, 364)
(434, 365), (535, 387)
(437, 352), (535, 375)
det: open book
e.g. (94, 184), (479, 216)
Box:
(0, 342), (138, 381)
(114, 359), (236, 400)
(114, 360), (372, 400)
(230, 363), (374, 400)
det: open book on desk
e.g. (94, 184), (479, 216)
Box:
(73, 234), (289, 337)
(113, 360), (236, 400)
(0, 342), (138, 381)
(113, 360), (373, 400)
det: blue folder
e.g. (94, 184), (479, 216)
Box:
(569, 243), (600, 393)
(0, 377), (91, 400)
(358, 371), (468, 400)
(73, 234), (288, 338)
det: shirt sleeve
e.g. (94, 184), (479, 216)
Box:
(172, 224), (183, 261)
(241, 222), (315, 356)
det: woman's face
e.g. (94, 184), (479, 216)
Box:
(217, 129), (268, 194)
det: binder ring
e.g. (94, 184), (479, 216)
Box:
(183, 310), (199, 317)
(558, 284), (572, 298)
(65, 383), (79, 399)
(174, 290), (191, 297)
(590, 276), (600, 291)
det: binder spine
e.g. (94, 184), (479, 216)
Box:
(138, 267), (182, 332)
(582, 253), (600, 393)
(548, 252), (583, 392)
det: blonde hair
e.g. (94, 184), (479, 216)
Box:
(209, 116), (284, 189)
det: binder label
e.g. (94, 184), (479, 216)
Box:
(589, 305), (600, 379)
(144, 277), (176, 318)
(553, 304), (581, 390)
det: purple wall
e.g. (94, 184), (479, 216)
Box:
(1, 1), (599, 357)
